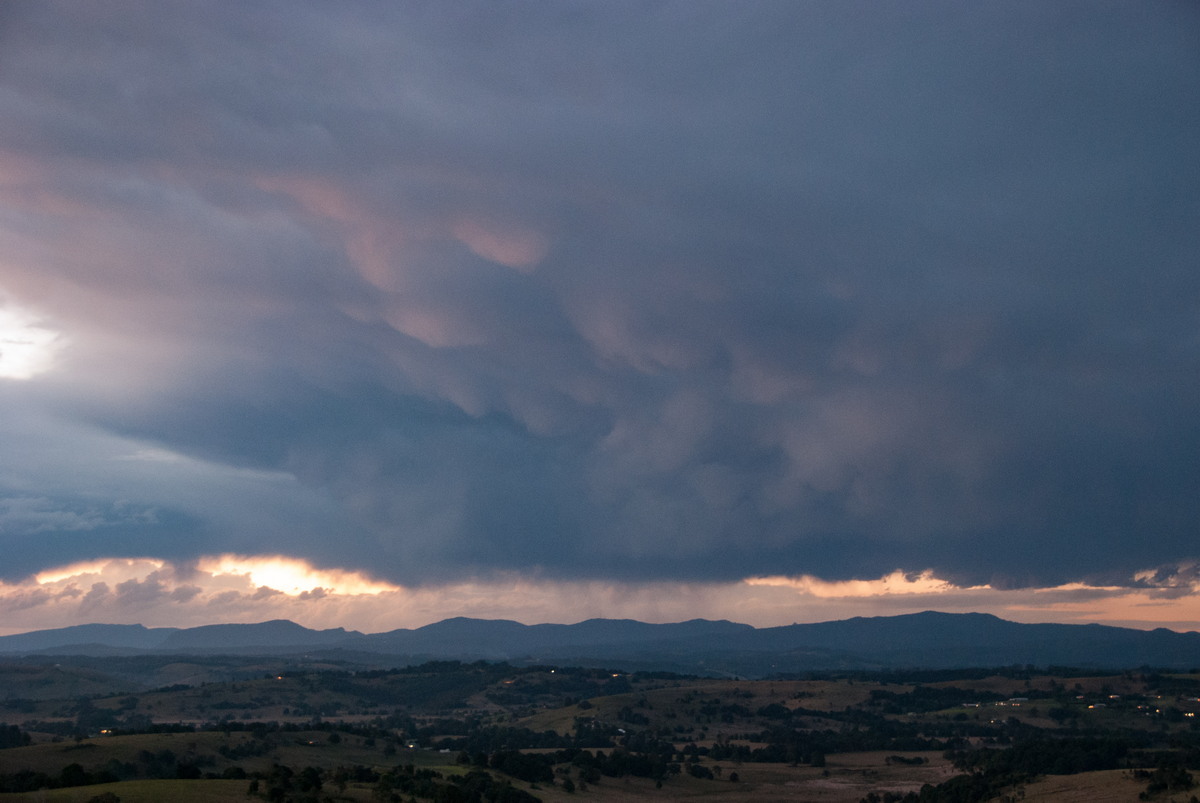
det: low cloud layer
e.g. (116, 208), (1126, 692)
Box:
(3, 556), (1199, 637)
(1, 3), (1198, 619)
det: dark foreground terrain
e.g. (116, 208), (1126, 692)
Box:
(2, 654), (1200, 802)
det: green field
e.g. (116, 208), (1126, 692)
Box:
(2, 660), (1200, 802)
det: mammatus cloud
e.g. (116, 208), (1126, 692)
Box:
(0, 2), (1198, 621)
(1, 557), (1199, 637)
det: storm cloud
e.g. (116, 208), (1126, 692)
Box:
(1, 1), (1198, 601)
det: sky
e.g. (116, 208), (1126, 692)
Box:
(1, 1), (1199, 635)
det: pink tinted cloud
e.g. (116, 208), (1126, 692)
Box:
(0, 556), (1198, 637)
(452, 217), (547, 272)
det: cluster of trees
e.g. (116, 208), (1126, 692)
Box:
(436, 724), (614, 754)
(0, 746), (228, 793)
(457, 745), (679, 786)
(1132, 764), (1196, 799)
(702, 722), (955, 765)
(374, 764), (540, 803)
(0, 724), (30, 749)
(0, 764), (119, 794)
(858, 734), (1200, 803)
(247, 763), (543, 803)
(0, 746), (244, 794)
(866, 687), (1006, 715)
(949, 735), (1136, 777)
(247, 764), (326, 803)
(0, 755), (547, 803)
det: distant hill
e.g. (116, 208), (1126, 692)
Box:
(1, 612), (1198, 675)
(0, 623), (177, 653)
(158, 619), (360, 650)
(357, 617), (754, 658)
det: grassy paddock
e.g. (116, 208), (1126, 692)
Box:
(1000, 768), (1153, 803)
(0, 778), (251, 802)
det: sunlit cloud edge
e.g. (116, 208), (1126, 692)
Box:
(2, 555), (1200, 637)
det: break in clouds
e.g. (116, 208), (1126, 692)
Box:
(0, 2), (1198, 604)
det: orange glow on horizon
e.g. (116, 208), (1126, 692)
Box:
(745, 569), (973, 598)
(35, 557), (165, 585)
(2, 556), (1199, 636)
(196, 554), (400, 596)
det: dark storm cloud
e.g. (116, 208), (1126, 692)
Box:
(0, 1), (1198, 588)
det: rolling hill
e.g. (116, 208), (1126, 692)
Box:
(2, 612), (1198, 676)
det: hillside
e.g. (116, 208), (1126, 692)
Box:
(2, 613), (1199, 676)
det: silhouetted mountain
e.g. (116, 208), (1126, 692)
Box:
(706, 612), (1200, 674)
(2, 612), (1198, 675)
(0, 623), (176, 652)
(158, 619), (360, 650)
(358, 617), (752, 658)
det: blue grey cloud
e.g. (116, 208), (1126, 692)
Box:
(0, 1), (1197, 589)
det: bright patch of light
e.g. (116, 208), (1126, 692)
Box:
(746, 569), (969, 598)
(197, 554), (399, 596)
(1032, 581), (1127, 594)
(0, 299), (63, 380)
(117, 448), (189, 463)
(35, 557), (165, 585)
(5, 558), (1200, 637)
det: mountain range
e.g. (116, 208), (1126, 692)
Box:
(1, 612), (1198, 676)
